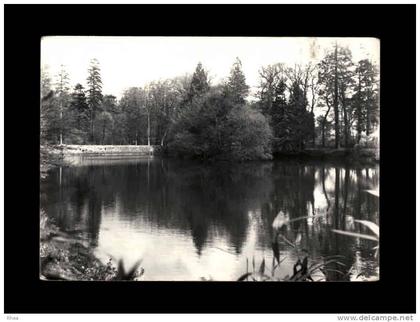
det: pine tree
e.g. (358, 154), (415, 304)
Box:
(270, 79), (288, 139)
(55, 65), (70, 145)
(86, 58), (103, 143)
(224, 57), (249, 104)
(41, 66), (54, 144)
(188, 62), (210, 101)
(288, 82), (312, 151)
(353, 59), (378, 141)
(70, 83), (90, 142)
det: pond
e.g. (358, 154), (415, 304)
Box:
(40, 156), (380, 281)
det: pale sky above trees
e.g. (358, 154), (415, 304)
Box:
(41, 36), (379, 99)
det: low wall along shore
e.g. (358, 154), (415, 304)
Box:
(58, 145), (160, 156)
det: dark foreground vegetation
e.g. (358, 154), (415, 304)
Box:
(237, 208), (379, 282)
(40, 210), (144, 281)
(41, 43), (379, 161)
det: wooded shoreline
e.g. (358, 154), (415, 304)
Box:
(42, 44), (379, 162)
(45, 144), (378, 163)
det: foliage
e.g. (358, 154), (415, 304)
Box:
(68, 83), (90, 143)
(52, 65), (71, 144)
(223, 57), (249, 104)
(86, 58), (103, 143)
(353, 59), (379, 141)
(188, 62), (210, 100)
(276, 82), (313, 152)
(40, 209), (144, 281)
(257, 63), (286, 115)
(93, 95), (117, 144)
(259, 72), (313, 152)
(168, 86), (272, 161)
(316, 45), (379, 148)
(119, 87), (147, 144)
(40, 47), (379, 156)
(224, 105), (273, 160)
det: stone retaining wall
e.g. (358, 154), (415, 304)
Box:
(58, 145), (161, 156)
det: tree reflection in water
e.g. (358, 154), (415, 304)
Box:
(40, 157), (379, 281)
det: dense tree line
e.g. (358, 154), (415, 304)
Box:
(41, 44), (379, 161)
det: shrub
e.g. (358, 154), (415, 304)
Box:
(167, 91), (272, 161)
(224, 106), (273, 161)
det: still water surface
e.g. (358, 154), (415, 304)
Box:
(41, 157), (379, 281)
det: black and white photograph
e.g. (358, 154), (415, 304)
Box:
(40, 36), (380, 282)
(3, 3), (417, 317)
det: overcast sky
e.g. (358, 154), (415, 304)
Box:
(41, 36), (380, 99)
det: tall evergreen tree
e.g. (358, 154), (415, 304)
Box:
(55, 65), (70, 144)
(337, 48), (355, 147)
(270, 80), (287, 134)
(86, 58), (103, 143)
(287, 81), (312, 151)
(41, 66), (54, 144)
(224, 57), (249, 104)
(318, 44), (355, 148)
(353, 59), (379, 141)
(70, 83), (90, 142)
(188, 62), (210, 101)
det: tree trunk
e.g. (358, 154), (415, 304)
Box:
(156, 123), (161, 146)
(90, 109), (95, 144)
(102, 122), (105, 145)
(366, 88), (371, 136)
(342, 89), (349, 148)
(147, 111), (151, 146)
(356, 72), (362, 144)
(321, 100), (332, 148)
(59, 102), (63, 145)
(311, 111), (315, 147)
(333, 43), (340, 149)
